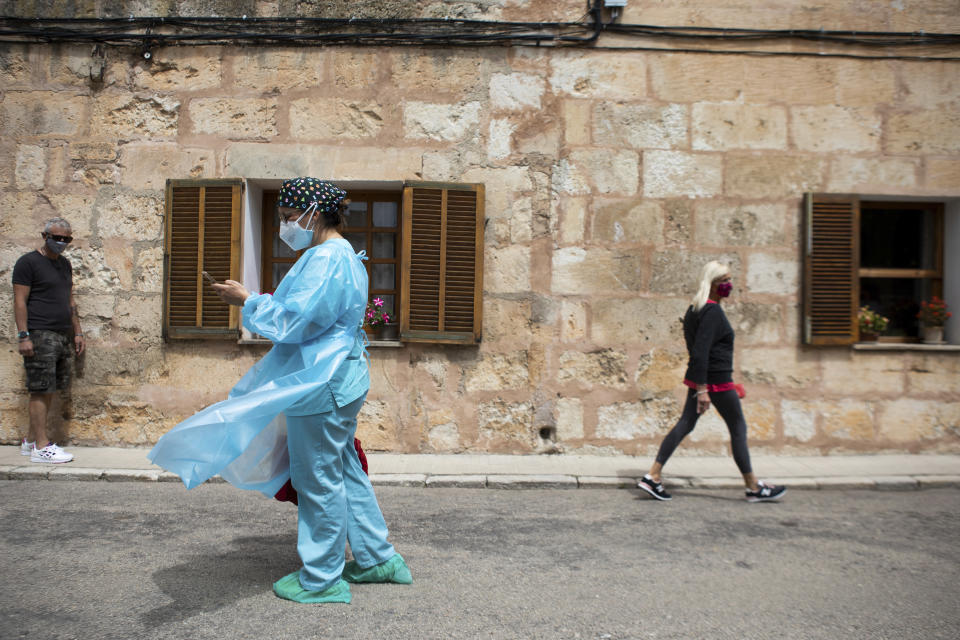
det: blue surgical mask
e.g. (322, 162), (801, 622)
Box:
(278, 204), (317, 251)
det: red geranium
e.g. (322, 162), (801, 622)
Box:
(916, 296), (951, 327)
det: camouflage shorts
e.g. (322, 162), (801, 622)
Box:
(23, 329), (72, 393)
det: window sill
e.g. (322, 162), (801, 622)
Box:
(367, 340), (403, 348)
(853, 342), (960, 352)
(238, 338), (404, 348)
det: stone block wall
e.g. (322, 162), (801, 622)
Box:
(1, 0), (959, 455)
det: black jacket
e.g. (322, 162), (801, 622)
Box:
(682, 303), (734, 385)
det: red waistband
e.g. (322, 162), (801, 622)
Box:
(683, 379), (736, 393)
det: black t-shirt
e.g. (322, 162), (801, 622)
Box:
(12, 250), (74, 332)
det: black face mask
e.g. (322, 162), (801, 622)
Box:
(45, 237), (68, 255)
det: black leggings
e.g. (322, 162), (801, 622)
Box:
(655, 388), (753, 474)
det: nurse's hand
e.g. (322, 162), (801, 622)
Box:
(212, 280), (251, 306)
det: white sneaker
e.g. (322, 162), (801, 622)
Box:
(30, 443), (74, 464)
(21, 439), (36, 456)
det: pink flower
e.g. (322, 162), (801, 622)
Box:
(373, 297), (384, 307)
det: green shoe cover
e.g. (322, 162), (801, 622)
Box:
(272, 571), (351, 604)
(342, 553), (412, 584)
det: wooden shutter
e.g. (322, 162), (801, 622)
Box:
(163, 179), (243, 340)
(400, 182), (484, 344)
(803, 193), (859, 345)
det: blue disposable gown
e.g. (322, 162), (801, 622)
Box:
(148, 239), (370, 497)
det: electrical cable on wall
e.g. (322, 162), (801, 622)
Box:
(0, 14), (957, 61)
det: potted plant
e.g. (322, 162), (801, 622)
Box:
(916, 296), (951, 344)
(365, 297), (398, 340)
(858, 306), (889, 341)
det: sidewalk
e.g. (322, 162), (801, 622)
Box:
(2, 445), (959, 490)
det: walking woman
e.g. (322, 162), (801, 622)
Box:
(150, 178), (410, 604)
(638, 261), (786, 503)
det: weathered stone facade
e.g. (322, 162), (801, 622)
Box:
(2, 1), (959, 455)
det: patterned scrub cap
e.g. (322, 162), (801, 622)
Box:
(277, 177), (347, 214)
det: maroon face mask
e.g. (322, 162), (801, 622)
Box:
(716, 282), (733, 298)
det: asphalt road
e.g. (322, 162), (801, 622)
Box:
(1, 482), (958, 640)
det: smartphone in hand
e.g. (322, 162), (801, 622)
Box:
(201, 271), (218, 285)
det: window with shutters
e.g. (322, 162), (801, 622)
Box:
(166, 179), (484, 345)
(163, 179), (242, 340)
(804, 194), (951, 346)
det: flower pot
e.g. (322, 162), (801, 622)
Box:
(859, 331), (879, 342)
(922, 325), (944, 345)
(375, 323), (399, 341)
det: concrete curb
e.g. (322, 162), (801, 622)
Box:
(577, 476), (637, 489)
(487, 474), (579, 489)
(425, 474), (487, 488)
(48, 467), (103, 481)
(917, 475), (960, 488)
(368, 473), (427, 487)
(3, 464), (960, 490)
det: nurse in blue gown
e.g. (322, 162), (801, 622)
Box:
(151, 177), (411, 604)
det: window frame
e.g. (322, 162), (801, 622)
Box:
(804, 193), (948, 346)
(341, 190), (404, 328)
(858, 200), (944, 342)
(259, 188), (297, 295)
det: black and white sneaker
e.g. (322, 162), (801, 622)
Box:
(637, 474), (672, 501)
(745, 481), (786, 503)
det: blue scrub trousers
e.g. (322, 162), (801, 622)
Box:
(285, 394), (396, 592)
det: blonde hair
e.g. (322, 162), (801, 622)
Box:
(691, 261), (731, 311)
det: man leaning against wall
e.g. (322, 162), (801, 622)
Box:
(12, 217), (84, 463)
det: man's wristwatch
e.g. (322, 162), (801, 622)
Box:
(18, 331), (30, 341)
